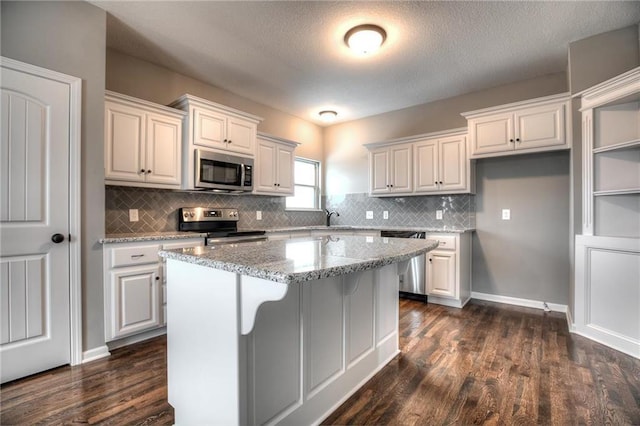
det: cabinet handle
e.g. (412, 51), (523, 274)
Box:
(390, 184), (394, 188)
(516, 138), (520, 142)
(439, 181), (443, 185)
(435, 181), (438, 185)
(429, 258), (432, 262)
(223, 139), (228, 143)
(227, 139), (232, 144)
(147, 169), (152, 174)
(131, 254), (145, 258)
(140, 169), (145, 173)
(510, 139), (514, 143)
(155, 276), (160, 281)
(276, 183), (280, 187)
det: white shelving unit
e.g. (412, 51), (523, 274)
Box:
(574, 67), (640, 359)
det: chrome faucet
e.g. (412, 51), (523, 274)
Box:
(325, 209), (340, 227)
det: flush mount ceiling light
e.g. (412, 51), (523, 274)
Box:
(319, 110), (338, 123)
(344, 24), (387, 55)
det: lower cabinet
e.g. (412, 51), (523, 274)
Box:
(425, 232), (472, 308)
(103, 237), (203, 342)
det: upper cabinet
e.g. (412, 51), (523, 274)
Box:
(254, 133), (299, 196)
(170, 94), (262, 157)
(462, 93), (571, 159)
(580, 67), (640, 238)
(169, 94), (263, 190)
(365, 128), (474, 197)
(369, 143), (413, 195)
(105, 91), (186, 189)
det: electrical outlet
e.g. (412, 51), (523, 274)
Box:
(256, 210), (262, 220)
(129, 209), (139, 222)
(502, 209), (511, 220)
(366, 211), (373, 219)
(383, 211), (389, 220)
(436, 210), (443, 220)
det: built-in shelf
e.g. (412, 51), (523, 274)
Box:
(592, 138), (640, 154)
(593, 188), (640, 196)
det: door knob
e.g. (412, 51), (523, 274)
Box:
(51, 233), (65, 244)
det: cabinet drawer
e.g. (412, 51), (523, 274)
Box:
(429, 235), (456, 251)
(111, 244), (161, 268)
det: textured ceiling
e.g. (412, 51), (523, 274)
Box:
(93, 1), (640, 125)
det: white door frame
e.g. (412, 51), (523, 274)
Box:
(1, 56), (83, 365)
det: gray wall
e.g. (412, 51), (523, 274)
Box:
(472, 152), (570, 304)
(1, 1), (107, 352)
(106, 49), (324, 161)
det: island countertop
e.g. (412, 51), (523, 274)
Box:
(159, 235), (439, 284)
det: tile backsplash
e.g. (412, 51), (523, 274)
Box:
(105, 186), (325, 234)
(324, 193), (475, 229)
(106, 186), (475, 234)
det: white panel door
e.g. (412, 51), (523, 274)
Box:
(390, 144), (412, 193)
(105, 101), (145, 182)
(145, 113), (181, 186)
(414, 139), (438, 193)
(255, 140), (277, 192)
(193, 107), (226, 149)
(515, 102), (565, 150)
(428, 252), (457, 298)
(276, 144), (294, 193)
(470, 112), (514, 155)
(370, 149), (389, 194)
(226, 116), (256, 155)
(0, 64), (72, 383)
(439, 135), (466, 191)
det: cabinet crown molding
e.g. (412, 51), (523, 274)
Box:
(169, 93), (263, 123)
(257, 131), (301, 148)
(363, 127), (467, 149)
(579, 66), (640, 111)
(461, 92), (570, 119)
(105, 90), (187, 118)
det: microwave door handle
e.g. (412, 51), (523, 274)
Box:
(241, 164), (246, 187)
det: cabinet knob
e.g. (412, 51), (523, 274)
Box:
(223, 139), (228, 143)
(276, 183), (280, 187)
(227, 139), (232, 144)
(439, 181), (443, 185)
(147, 170), (152, 174)
(510, 139), (514, 143)
(516, 138), (520, 142)
(429, 258), (432, 262)
(390, 184), (394, 188)
(155, 276), (160, 281)
(140, 169), (145, 173)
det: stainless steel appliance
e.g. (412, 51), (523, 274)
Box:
(380, 230), (427, 303)
(179, 207), (266, 245)
(195, 149), (254, 192)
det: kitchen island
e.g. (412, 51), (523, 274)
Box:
(159, 235), (438, 425)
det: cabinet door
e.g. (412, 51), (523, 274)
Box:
(255, 140), (277, 193)
(108, 264), (161, 340)
(414, 139), (439, 193)
(439, 135), (467, 191)
(226, 116), (257, 155)
(427, 251), (457, 298)
(515, 102), (565, 151)
(193, 107), (226, 149)
(145, 113), (182, 186)
(105, 101), (146, 182)
(370, 149), (390, 194)
(276, 144), (295, 194)
(469, 112), (514, 156)
(390, 144), (412, 193)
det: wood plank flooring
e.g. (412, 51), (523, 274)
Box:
(1, 299), (639, 425)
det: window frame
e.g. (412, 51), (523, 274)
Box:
(285, 157), (322, 212)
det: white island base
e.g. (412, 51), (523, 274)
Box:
(166, 259), (401, 425)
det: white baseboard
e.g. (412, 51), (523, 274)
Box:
(106, 326), (167, 351)
(471, 291), (567, 313)
(566, 307), (576, 332)
(82, 345), (111, 363)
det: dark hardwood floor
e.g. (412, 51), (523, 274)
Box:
(1, 299), (639, 425)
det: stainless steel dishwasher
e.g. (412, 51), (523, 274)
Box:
(380, 230), (427, 303)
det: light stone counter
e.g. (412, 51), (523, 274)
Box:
(99, 231), (207, 244)
(261, 225), (475, 234)
(159, 235), (439, 284)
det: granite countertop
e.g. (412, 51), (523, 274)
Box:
(159, 235), (439, 284)
(99, 232), (207, 244)
(261, 225), (475, 234)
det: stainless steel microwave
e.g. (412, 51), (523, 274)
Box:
(195, 149), (254, 192)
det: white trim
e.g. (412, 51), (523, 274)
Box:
(256, 131), (301, 148)
(363, 127), (467, 149)
(565, 307), (576, 332)
(82, 345), (111, 364)
(461, 92), (571, 118)
(471, 291), (568, 313)
(0, 57), (83, 366)
(427, 295), (470, 309)
(105, 90), (186, 118)
(106, 326), (167, 351)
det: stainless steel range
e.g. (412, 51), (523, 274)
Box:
(179, 207), (266, 245)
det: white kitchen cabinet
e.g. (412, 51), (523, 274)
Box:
(103, 237), (204, 342)
(425, 232), (471, 308)
(369, 143), (413, 195)
(462, 93), (571, 158)
(105, 91), (185, 189)
(169, 94), (263, 189)
(414, 130), (474, 194)
(254, 133), (299, 196)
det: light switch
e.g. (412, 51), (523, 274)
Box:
(366, 211), (373, 219)
(256, 210), (262, 220)
(129, 209), (139, 222)
(383, 211), (389, 220)
(436, 210), (443, 220)
(502, 209), (511, 220)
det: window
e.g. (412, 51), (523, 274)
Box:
(286, 158), (321, 210)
